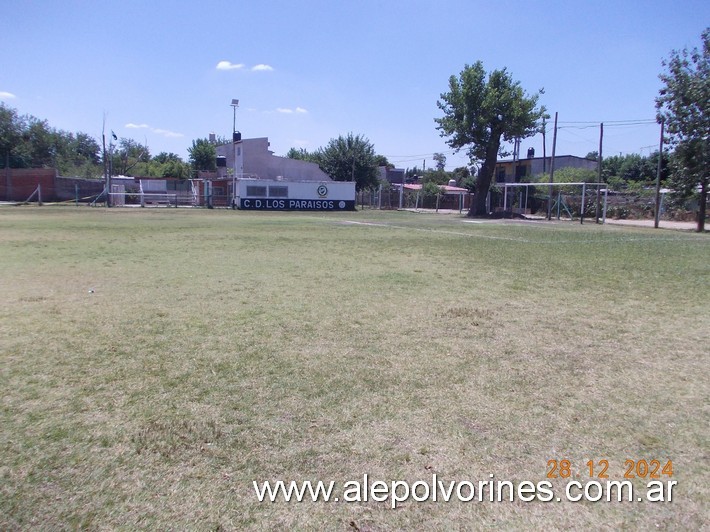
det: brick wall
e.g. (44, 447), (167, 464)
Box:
(0, 168), (57, 202)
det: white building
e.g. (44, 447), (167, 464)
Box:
(208, 136), (355, 210)
(216, 137), (329, 181)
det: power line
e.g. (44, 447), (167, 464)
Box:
(558, 119), (657, 126)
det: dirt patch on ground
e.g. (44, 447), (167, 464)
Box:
(604, 218), (702, 231)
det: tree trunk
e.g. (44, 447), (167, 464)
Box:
(467, 137), (500, 217)
(469, 170), (491, 216)
(698, 177), (707, 232)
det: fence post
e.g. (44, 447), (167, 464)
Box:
(580, 183), (586, 224)
(38, 184), (42, 205)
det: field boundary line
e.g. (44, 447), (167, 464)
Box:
(338, 220), (709, 244)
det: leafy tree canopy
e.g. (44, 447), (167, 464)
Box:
(314, 133), (380, 191)
(0, 103), (102, 177)
(188, 138), (217, 175)
(656, 27), (709, 231)
(435, 62), (546, 216)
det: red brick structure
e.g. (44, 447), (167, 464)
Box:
(0, 168), (105, 203)
(1, 168), (56, 202)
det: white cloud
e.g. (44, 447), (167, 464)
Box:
(216, 60), (245, 71)
(153, 128), (184, 138)
(276, 107), (308, 114)
(0, 91), (17, 100)
(124, 123), (183, 138)
(252, 64), (274, 72)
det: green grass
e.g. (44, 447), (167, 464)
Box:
(1, 206), (708, 530)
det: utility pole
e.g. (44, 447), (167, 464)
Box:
(654, 119), (664, 228)
(546, 112), (558, 220)
(542, 117), (547, 173)
(595, 123), (603, 223)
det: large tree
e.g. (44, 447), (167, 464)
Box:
(188, 138), (217, 176)
(315, 133), (379, 191)
(656, 28), (709, 232)
(435, 62), (545, 216)
(111, 138), (150, 176)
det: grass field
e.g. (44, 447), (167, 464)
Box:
(1, 206), (708, 530)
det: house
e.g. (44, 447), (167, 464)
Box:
(379, 166), (406, 185)
(494, 150), (597, 183)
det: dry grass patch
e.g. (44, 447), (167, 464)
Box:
(0, 206), (708, 529)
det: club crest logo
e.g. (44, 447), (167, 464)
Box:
(317, 184), (328, 198)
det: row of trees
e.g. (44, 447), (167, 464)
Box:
(0, 104), (102, 178)
(0, 103), (215, 180)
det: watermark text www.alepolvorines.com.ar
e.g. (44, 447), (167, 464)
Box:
(253, 474), (677, 509)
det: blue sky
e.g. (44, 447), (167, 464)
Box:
(1, 0), (708, 170)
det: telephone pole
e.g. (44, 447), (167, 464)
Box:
(546, 112), (558, 220)
(654, 119), (664, 228)
(595, 123), (603, 223)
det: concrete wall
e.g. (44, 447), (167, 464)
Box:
(236, 178), (355, 210)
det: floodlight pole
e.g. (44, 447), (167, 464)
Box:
(231, 99), (239, 208)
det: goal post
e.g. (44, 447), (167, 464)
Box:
(489, 182), (608, 223)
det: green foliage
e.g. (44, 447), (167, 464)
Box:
(421, 169), (450, 185)
(144, 152), (190, 179)
(435, 62), (546, 215)
(188, 138), (217, 176)
(603, 154), (654, 184)
(314, 133), (380, 191)
(432, 152), (446, 171)
(0, 103), (26, 167)
(0, 103), (102, 176)
(374, 154), (392, 168)
(656, 27), (709, 231)
(111, 138), (150, 176)
(421, 181), (442, 197)
(285, 147), (318, 162)
(539, 167), (598, 184)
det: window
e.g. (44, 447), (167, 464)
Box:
(246, 186), (267, 197)
(269, 186), (288, 198)
(515, 165), (528, 181)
